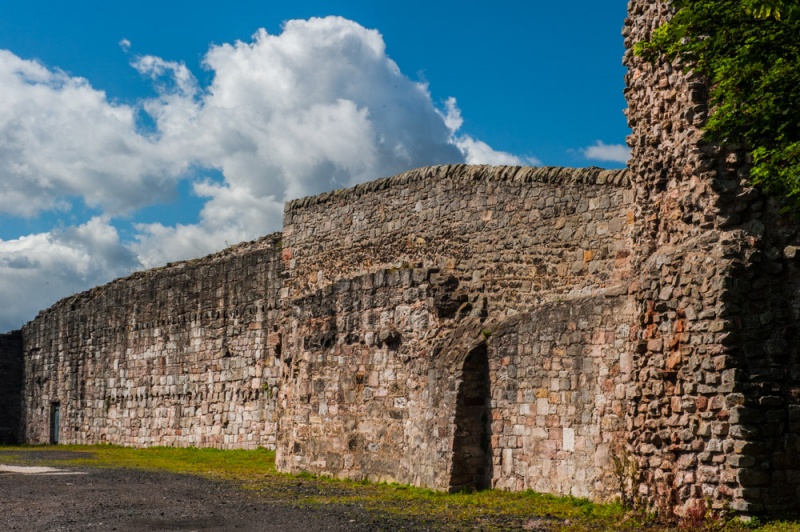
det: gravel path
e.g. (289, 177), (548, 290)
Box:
(0, 452), (435, 532)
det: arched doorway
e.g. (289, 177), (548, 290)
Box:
(449, 343), (491, 491)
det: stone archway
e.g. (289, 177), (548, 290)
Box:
(449, 343), (492, 492)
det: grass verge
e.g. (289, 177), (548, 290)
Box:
(1, 444), (798, 532)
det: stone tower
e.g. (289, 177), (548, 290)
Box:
(624, 0), (800, 515)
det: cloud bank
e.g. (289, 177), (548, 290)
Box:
(0, 16), (530, 331)
(0, 50), (186, 218)
(0, 218), (137, 331)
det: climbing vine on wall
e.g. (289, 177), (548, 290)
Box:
(635, 0), (800, 205)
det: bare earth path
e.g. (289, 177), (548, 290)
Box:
(0, 451), (435, 532)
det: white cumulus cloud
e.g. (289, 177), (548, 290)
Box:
(583, 140), (630, 164)
(0, 218), (139, 331)
(0, 50), (188, 217)
(139, 17), (465, 197)
(0, 16), (533, 330)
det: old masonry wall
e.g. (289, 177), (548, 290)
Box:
(276, 164), (637, 499)
(7, 163), (641, 503)
(625, 0), (800, 514)
(19, 234), (283, 449)
(3, 0), (799, 515)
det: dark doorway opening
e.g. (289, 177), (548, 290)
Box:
(50, 402), (60, 444)
(450, 344), (492, 492)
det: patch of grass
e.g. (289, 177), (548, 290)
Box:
(0, 444), (276, 481)
(1, 445), (799, 532)
(755, 523), (800, 532)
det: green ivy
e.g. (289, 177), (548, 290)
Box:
(634, 0), (800, 205)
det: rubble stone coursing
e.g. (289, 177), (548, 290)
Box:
(276, 165), (636, 495)
(625, 0), (800, 514)
(0, 0), (798, 517)
(281, 165), (633, 316)
(17, 234), (283, 449)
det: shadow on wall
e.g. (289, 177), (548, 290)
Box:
(0, 331), (24, 444)
(450, 342), (493, 492)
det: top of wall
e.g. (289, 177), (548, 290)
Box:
(282, 164), (636, 314)
(285, 165), (632, 212)
(23, 232), (282, 327)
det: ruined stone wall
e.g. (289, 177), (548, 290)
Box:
(276, 276), (634, 499)
(282, 165), (635, 318)
(487, 295), (635, 499)
(277, 266), (464, 489)
(0, 331), (23, 443)
(20, 234), (283, 449)
(277, 164), (638, 498)
(625, 0), (800, 514)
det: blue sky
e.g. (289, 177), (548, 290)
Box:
(0, 1), (630, 331)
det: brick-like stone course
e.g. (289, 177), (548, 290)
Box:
(276, 268), (635, 497)
(0, 330), (23, 443)
(276, 164), (636, 495)
(277, 266), (461, 489)
(19, 234), (283, 449)
(487, 295), (635, 499)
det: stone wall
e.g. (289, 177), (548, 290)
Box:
(487, 295), (635, 499)
(276, 277), (634, 499)
(276, 164), (637, 498)
(19, 234), (283, 449)
(277, 266), (466, 489)
(282, 165), (634, 318)
(1, 0), (798, 515)
(624, 0), (800, 514)
(0, 330), (23, 443)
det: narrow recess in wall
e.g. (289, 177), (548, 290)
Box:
(450, 343), (492, 492)
(49, 402), (60, 445)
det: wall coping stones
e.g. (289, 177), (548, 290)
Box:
(24, 232), (282, 326)
(285, 165), (632, 212)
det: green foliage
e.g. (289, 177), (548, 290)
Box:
(634, 0), (800, 204)
(741, 0), (800, 20)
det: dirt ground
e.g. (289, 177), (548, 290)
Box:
(0, 451), (439, 531)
